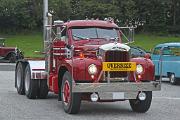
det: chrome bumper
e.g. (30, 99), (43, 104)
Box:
(72, 81), (161, 93)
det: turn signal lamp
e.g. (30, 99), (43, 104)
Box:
(79, 52), (84, 58)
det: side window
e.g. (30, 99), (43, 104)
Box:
(131, 48), (140, 55)
(153, 47), (161, 55)
(162, 47), (173, 55)
(61, 27), (68, 42)
(169, 47), (180, 56)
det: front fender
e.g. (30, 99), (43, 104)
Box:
(60, 58), (101, 82)
(130, 58), (155, 81)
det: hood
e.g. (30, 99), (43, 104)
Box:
(1, 47), (16, 50)
(99, 43), (130, 51)
(74, 42), (130, 58)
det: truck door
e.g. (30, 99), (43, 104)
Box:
(161, 46), (180, 77)
(161, 47), (172, 76)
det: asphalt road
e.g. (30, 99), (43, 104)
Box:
(0, 63), (180, 120)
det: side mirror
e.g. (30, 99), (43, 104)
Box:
(144, 53), (151, 59)
(54, 20), (64, 39)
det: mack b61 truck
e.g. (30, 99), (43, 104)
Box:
(15, 14), (161, 114)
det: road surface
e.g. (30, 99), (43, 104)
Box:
(0, 63), (180, 120)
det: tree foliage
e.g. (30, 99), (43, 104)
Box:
(0, 0), (179, 34)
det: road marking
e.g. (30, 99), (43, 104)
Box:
(153, 97), (180, 100)
(0, 63), (16, 66)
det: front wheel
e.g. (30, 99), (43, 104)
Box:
(169, 73), (177, 85)
(61, 71), (81, 114)
(129, 91), (152, 113)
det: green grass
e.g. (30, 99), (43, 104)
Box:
(5, 33), (43, 57)
(132, 34), (180, 52)
(3, 33), (180, 57)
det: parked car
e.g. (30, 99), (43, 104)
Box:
(151, 42), (180, 84)
(0, 38), (24, 62)
(130, 46), (151, 58)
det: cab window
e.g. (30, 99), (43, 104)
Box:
(162, 47), (172, 55)
(153, 47), (161, 55)
(169, 47), (180, 56)
(61, 27), (67, 42)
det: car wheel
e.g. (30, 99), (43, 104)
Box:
(129, 91), (152, 113)
(9, 53), (16, 63)
(15, 62), (25, 95)
(155, 76), (160, 80)
(169, 73), (177, 85)
(38, 80), (49, 99)
(61, 71), (81, 114)
(24, 64), (38, 99)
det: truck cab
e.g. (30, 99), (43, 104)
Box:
(15, 19), (161, 114)
(152, 42), (180, 85)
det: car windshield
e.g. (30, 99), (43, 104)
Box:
(71, 27), (118, 41)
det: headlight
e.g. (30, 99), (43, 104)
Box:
(88, 64), (97, 75)
(136, 64), (143, 74)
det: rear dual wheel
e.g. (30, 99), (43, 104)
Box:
(24, 64), (38, 99)
(15, 62), (25, 95)
(24, 64), (48, 99)
(38, 80), (49, 99)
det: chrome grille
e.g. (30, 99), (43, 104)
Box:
(105, 50), (130, 78)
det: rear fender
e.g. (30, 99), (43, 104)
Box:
(16, 60), (47, 80)
(27, 60), (47, 80)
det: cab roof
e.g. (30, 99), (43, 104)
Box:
(155, 42), (180, 48)
(64, 20), (119, 28)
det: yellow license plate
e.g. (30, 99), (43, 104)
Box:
(102, 62), (136, 71)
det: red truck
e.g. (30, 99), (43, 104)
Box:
(0, 38), (23, 62)
(15, 17), (161, 114)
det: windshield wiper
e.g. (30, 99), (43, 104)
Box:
(109, 37), (119, 41)
(73, 34), (89, 40)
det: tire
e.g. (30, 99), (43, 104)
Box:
(9, 53), (16, 63)
(24, 64), (38, 99)
(155, 76), (160, 80)
(61, 71), (81, 114)
(129, 91), (152, 113)
(15, 62), (25, 95)
(38, 80), (49, 99)
(169, 73), (177, 85)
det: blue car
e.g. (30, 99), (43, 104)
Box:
(151, 42), (180, 85)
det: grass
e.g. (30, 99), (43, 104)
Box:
(3, 33), (180, 57)
(4, 33), (43, 57)
(132, 34), (180, 51)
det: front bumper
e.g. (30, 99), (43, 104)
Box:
(72, 81), (160, 100)
(72, 81), (160, 93)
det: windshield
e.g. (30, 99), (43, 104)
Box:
(72, 27), (118, 40)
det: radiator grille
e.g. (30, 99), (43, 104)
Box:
(105, 50), (129, 78)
